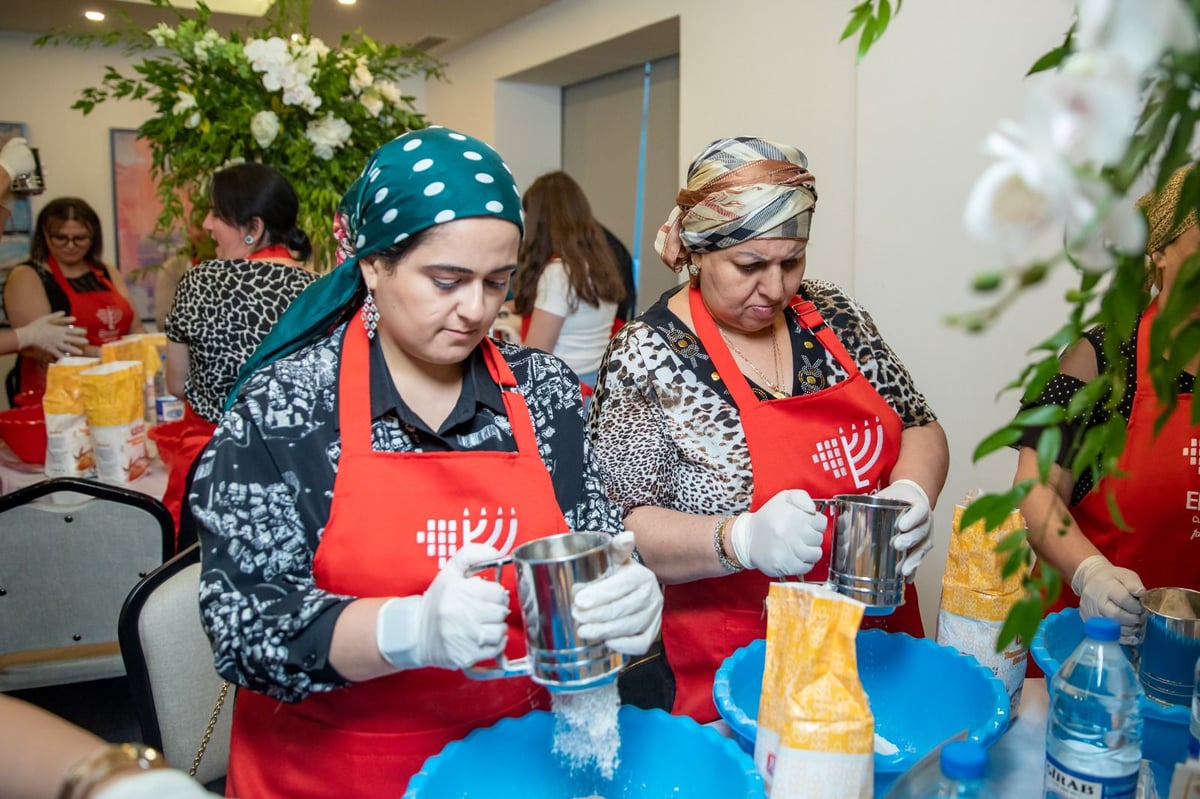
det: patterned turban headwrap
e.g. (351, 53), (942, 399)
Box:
(654, 136), (818, 273)
(1137, 162), (1197, 255)
(226, 126), (524, 408)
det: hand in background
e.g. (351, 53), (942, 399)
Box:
(14, 312), (88, 359)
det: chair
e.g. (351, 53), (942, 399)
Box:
(0, 477), (173, 692)
(119, 544), (231, 787)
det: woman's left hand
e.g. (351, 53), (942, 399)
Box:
(877, 479), (934, 578)
(572, 531), (663, 656)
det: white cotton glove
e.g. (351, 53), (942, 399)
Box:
(1071, 554), (1146, 644)
(876, 479), (934, 578)
(92, 769), (223, 799)
(0, 136), (35, 181)
(376, 543), (510, 671)
(14, 312), (87, 358)
(573, 531), (663, 656)
(729, 488), (827, 578)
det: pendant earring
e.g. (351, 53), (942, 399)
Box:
(361, 289), (379, 339)
(244, 234), (255, 245)
(686, 262), (700, 277)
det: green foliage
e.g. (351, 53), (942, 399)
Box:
(841, 0), (902, 63)
(35, 0), (444, 269)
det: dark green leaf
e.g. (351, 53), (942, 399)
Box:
(972, 426), (1023, 461)
(1012, 405), (1066, 428)
(1027, 44), (1069, 75)
(994, 528), (1028, 553)
(1036, 426), (1061, 482)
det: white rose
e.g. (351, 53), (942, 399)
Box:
(349, 58), (373, 94)
(184, 111), (201, 129)
(244, 37), (290, 73)
(305, 114), (352, 160)
(250, 110), (280, 148)
(375, 79), (402, 105)
(173, 90), (198, 115)
(361, 93), (384, 117)
(149, 23), (174, 47)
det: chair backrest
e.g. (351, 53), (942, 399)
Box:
(119, 544), (231, 785)
(0, 477), (173, 691)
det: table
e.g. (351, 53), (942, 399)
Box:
(0, 441), (168, 500)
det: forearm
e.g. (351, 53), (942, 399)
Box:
(0, 695), (107, 798)
(890, 422), (950, 506)
(523, 308), (565, 353)
(623, 505), (729, 584)
(328, 597), (398, 682)
(1014, 448), (1098, 583)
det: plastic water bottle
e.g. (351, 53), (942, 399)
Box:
(1190, 656), (1199, 760)
(930, 740), (995, 797)
(1044, 616), (1143, 799)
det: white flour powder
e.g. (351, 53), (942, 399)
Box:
(551, 680), (621, 780)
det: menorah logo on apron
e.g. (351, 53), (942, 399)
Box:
(416, 506), (519, 567)
(811, 416), (885, 489)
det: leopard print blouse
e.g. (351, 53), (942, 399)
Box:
(164, 258), (317, 422)
(586, 280), (938, 517)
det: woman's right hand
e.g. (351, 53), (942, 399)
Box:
(729, 489), (826, 578)
(375, 544), (510, 670)
(14, 312), (88, 359)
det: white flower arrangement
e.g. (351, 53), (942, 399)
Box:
(38, 0), (443, 267)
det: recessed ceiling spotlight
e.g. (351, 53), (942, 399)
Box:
(84, 10), (106, 20)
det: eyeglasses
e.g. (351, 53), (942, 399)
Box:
(48, 234), (92, 247)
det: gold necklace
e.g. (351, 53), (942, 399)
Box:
(719, 323), (788, 399)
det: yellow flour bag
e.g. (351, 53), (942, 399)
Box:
(756, 582), (872, 799)
(936, 493), (1030, 714)
(101, 334), (160, 425)
(80, 360), (150, 485)
(42, 356), (100, 478)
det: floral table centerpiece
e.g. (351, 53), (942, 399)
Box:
(36, 0), (443, 268)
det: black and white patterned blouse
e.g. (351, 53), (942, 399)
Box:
(587, 280), (939, 517)
(191, 323), (624, 702)
(1015, 317), (1194, 505)
(163, 258), (318, 422)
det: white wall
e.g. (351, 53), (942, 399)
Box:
(428, 0), (1079, 631)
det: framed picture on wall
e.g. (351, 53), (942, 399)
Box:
(0, 121), (34, 325)
(110, 128), (178, 322)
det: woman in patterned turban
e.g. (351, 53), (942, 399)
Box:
(587, 136), (949, 720)
(1014, 162), (1200, 650)
(191, 127), (662, 799)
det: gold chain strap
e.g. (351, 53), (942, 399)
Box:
(189, 680), (230, 778)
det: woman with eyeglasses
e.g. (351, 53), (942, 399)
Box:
(3, 196), (144, 400)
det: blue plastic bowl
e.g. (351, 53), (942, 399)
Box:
(404, 705), (764, 798)
(1031, 608), (1190, 768)
(713, 630), (1010, 793)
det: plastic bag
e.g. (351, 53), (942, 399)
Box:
(755, 582), (872, 798)
(80, 360), (149, 485)
(42, 356), (100, 477)
(936, 491), (1030, 714)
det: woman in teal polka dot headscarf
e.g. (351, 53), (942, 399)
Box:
(192, 126), (663, 799)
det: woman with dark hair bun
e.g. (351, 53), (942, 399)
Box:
(158, 162), (317, 534)
(3, 196), (144, 400)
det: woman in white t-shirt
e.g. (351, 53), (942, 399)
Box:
(511, 172), (626, 388)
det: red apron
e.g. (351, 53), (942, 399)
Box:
(151, 245), (296, 538)
(1053, 300), (1200, 609)
(148, 404), (215, 538)
(225, 320), (563, 799)
(18, 257), (135, 396)
(664, 287), (922, 721)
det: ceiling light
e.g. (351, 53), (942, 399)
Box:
(114, 0), (273, 16)
(84, 10), (106, 20)
(337, 0), (357, 5)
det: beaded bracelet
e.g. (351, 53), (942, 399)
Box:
(713, 515), (744, 573)
(58, 743), (167, 799)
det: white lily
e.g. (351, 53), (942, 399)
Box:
(1063, 177), (1147, 271)
(1026, 52), (1142, 166)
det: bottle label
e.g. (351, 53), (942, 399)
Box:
(1045, 754), (1137, 798)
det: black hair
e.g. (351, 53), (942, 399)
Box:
(209, 163), (313, 261)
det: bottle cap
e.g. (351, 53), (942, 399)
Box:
(1083, 616), (1120, 642)
(940, 740), (987, 780)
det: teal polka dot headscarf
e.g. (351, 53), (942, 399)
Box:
(228, 126), (524, 407)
